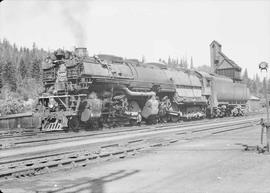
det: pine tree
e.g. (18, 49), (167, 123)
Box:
(2, 60), (17, 91)
(31, 59), (41, 81)
(190, 56), (194, 69)
(243, 68), (248, 78)
(267, 78), (270, 94)
(141, 55), (145, 63)
(251, 80), (257, 95)
(196, 65), (212, 73)
(255, 73), (261, 95)
(180, 57), (188, 68)
(19, 59), (28, 79)
(168, 56), (171, 66)
(0, 64), (2, 88)
(242, 68), (249, 84)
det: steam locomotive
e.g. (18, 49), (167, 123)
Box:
(35, 48), (250, 131)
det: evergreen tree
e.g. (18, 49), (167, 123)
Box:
(243, 68), (248, 78)
(242, 68), (249, 84)
(0, 64), (2, 88)
(168, 56), (171, 66)
(0, 38), (47, 96)
(196, 65), (212, 73)
(19, 59), (28, 79)
(251, 80), (257, 95)
(267, 78), (270, 94)
(179, 57), (188, 68)
(190, 56), (194, 69)
(2, 60), (17, 91)
(141, 55), (145, 63)
(31, 59), (41, 81)
(255, 73), (261, 95)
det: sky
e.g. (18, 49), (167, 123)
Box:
(0, 0), (270, 78)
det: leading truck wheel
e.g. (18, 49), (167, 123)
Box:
(68, 116), (80, 132)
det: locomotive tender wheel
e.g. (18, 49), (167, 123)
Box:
(147, 115), (158, 125)
(85, 119), (100, 131)
(68, 116), (80, 132)
(153, 116), (159, 124)
(129, 114), (142, 126)
(160, 115), (169, 123)
(98, 119), (103, 129)
(85, 121), (92, 131)
(129, 119), (138, 126)
(170, 115), (179, 123)
(92, 120), (100, 130)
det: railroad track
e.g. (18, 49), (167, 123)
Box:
(0, 116), (232, 139)
(0, 112), (263, 140)
(0, 115), (261, 149)
(0, 117), (260, 181)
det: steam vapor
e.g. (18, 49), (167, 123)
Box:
(61, 2), (88, 47)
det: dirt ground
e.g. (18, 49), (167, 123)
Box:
(1, 124), (270, 193)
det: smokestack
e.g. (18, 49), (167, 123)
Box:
(75, 47), (88, 58)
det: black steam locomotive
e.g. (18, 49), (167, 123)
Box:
(35, 48), (249, 131)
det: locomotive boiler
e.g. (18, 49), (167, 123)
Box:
(36, 48), (249, 131)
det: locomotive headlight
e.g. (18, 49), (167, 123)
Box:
(259, 62), (269, 71)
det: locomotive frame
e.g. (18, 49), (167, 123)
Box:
(36, 47), (250, 131)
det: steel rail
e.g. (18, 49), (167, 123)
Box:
(0, 119), (259, 181)
(0, 115), (236, 138)
(0, 117), (260, 160)
(0, 115), (261, 149)
(0, 112), (263, 138)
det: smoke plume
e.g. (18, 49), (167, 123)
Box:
(61, 2), (89, 47)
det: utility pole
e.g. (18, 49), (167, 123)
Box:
(259, 61), (270, 151)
